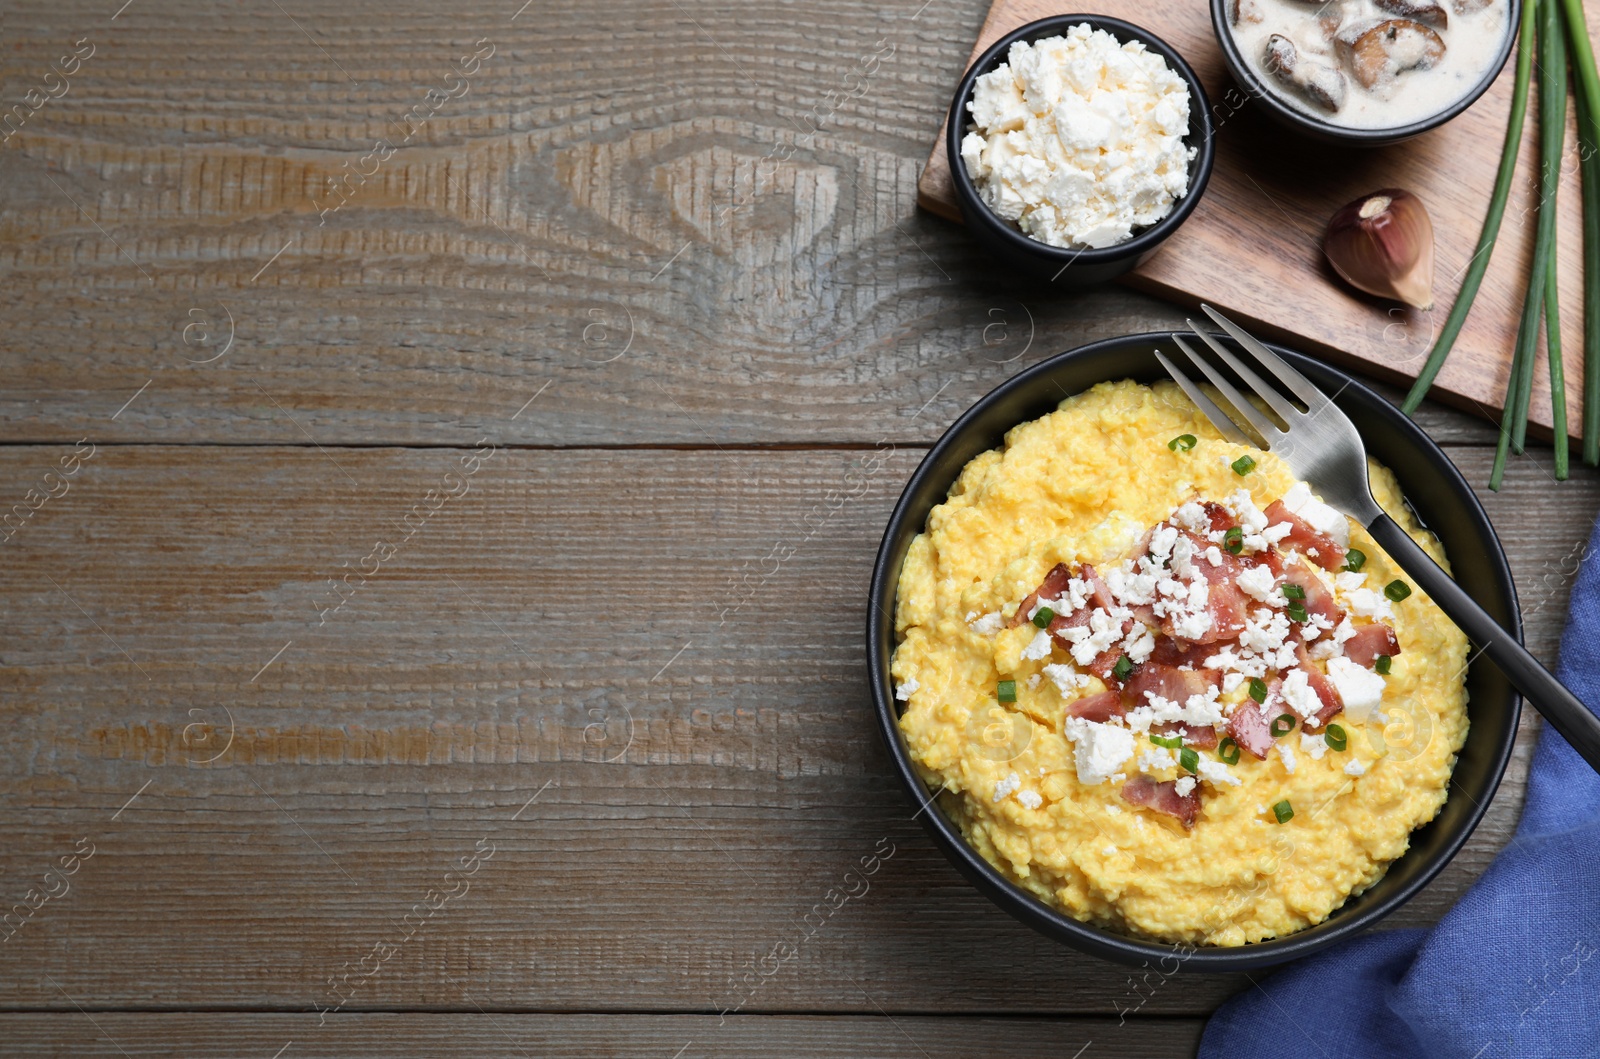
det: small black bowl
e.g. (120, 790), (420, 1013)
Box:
(945, 15), (1215, 287)
(1210, 0), (1520, 146)
(867, 332), (1521, 971)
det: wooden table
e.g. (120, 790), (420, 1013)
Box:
(1, 2), (1594, 1055)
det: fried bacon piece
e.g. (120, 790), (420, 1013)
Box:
(1122, 774), (1201, 829)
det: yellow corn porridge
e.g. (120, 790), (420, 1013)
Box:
(892, 379), (1468, 946)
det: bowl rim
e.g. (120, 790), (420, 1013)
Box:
(1207, 0), (1522, 144)
(866, 331), (1523, 971)
(945, 13), (1217, 266)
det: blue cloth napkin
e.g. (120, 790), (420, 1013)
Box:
(1200, 518), (1600, 1059)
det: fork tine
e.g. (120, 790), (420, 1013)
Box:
(1170, 334), (1280, 446)
(1153, 348), (1250, 445)
(1186, 321), (1299, 425)
(1200, 304), (1329, 411)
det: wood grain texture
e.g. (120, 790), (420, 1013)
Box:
(918, 0), (1599, 440)
(0, 0), (1127, 447)
(0, 444), (1591, 1015)
(0, 1014), (1205, 1057)
(2, 0), (1597, 1046)
(0, 0), (1531, 453)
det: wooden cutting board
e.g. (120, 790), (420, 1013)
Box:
(919, 1), (1597, 440)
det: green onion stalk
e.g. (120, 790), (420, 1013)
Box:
(1563, 0), (1600, 464)
(1492, 0), (1568, 491)
(1401, 0), (1539, 415)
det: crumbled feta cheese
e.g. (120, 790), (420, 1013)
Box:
(1021, 628), (1054, 661)
(1278, 743), (1297, 774)
(1262, 522), (1294, 545)
(1236, 564), (1283, 604)
(1139, 748), (1176, 771)
(993, 772), (1022, 802)
(1044, 662), (1091, 694)
(1327, 656), (1386, 723)
(1197, 758), (1242, 786)
(1169, 608), (1214, 641)
(1122, 622), (1155, 663)
(1205, 546), (1224, 567)
(1278, 669), (1323, 723)
(1027, 673), (1042, 689)
(1335, 572), (1367, 593)
(1171, 501), (1209, 533)
(1281, 482), (1351, 547)
(1345, 758), (1368, 776)
(895, 677), (920, 701)
(1102, 843), (1119, 855)
(1300, 731), (1328, 760)
(1174, 775), (1197, 796)
(1104, 562), (1159, 606)
(1017, 789), (1043, 810)
(960, 26), (1196, 249)
(1227, 489), (1269, 534)
(1345, 588), (1394, 619)
(969, 611), (1004, 635)
(1105, 802), (1122, 815)
(1063, 718), (1136, 785)
(1061, 607), (1126, 666)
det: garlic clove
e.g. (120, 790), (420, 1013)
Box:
(1323, 188), (1435, 311)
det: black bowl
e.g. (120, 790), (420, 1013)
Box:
(867, 332), (1521, 971)
(1209, 0), (1520, 146)
(945, 15), (1215, 287)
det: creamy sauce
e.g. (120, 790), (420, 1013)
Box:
(1229, 0), (1509, 129)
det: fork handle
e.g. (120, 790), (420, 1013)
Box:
(1367, 514), (1600, 774)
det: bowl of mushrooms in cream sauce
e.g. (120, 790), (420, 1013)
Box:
(1212, 0), (1516, 143)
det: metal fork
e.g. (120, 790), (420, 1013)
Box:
(1157, 304), (1600, 775)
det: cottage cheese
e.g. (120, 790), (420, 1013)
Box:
(959, 24), (1196, 249)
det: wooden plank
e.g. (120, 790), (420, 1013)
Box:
(0, 1014), (1204, 1057)
(0, 0), (1511, 451)
(0, 444), (1590, 1013)
(916, 0), (1598, 441)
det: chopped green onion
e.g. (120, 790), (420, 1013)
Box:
(1169, 434), (1198, 452)
(997, 679), (1016, 702)
(1270, 713), (1296, 738)
(1283, 583), (1306, 601)
(1179, 747), (1200, 774)
(1375, 654), (1392, 675)
(1223, 526), (1244, 555)
(1149, 732), (1183, 750)
(1272, 799), (1294, 824)
(1325, 724), (1348, 752)
(1112, 655), (1134, 681)
(1218, 737), (1241, 766)
(1344, 549), (1367, 573)
(1032, 606), (1056, 628)
(1249, 677), (1268, 703)
(1384, 580), (1412, 602)
(1286, 601), (1309, 624)
(1232, 455), (1257, 477)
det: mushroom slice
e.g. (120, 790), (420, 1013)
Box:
(1317, 5), (1346, 42)
(1263, 34), (1348, 112)
(1373, 0), (1449, 29)
(1449, 0), (1492, 11)
(1336, 19), (1446, 90)
(1228, 0), (1264, 26)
